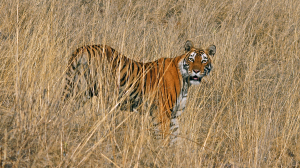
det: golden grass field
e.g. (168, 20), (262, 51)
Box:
(1, 0), (300, 167)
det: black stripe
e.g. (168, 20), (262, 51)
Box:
(127, 83), (133, 90)
(86, 46), (92, 63)
(120, 58), (128, 71)
(112, 56), (121, 69)
(130, 61), (135, 73)
(91, 46), (97, 57)
(130, 75), (140, 96)
(120, 73), (128, 86)
(155, 60), (159, 84)
(130, 87), (138, 97)
(131, 92), (139, 101)
(134, 61), (140, 73)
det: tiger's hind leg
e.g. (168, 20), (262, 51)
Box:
(63, 55), (100, 108)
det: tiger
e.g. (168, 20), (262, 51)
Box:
(63, 40), (216, 144)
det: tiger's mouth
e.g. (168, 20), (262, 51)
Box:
(190, 76), (202, 82)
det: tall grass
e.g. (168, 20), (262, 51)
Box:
(0, 0), (299, 167)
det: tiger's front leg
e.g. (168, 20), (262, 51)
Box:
(170, 80), (189, 145)
(170, 117), (180, 145)
(170, 102), (186, 145)
(155, 104), (182, 145)
(150, 95), (172, 141)
(152, 89), (181, 144)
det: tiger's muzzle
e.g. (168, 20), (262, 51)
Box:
(189, 70), (205, 85)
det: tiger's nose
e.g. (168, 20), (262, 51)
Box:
(193, 69), (200, 73)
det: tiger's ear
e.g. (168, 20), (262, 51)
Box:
(206, 45), (216, 56)
(184, 40), (194, 52)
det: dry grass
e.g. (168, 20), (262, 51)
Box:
(1, 0), (300, 167)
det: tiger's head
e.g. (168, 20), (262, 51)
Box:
(180, 40), (216, 85)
